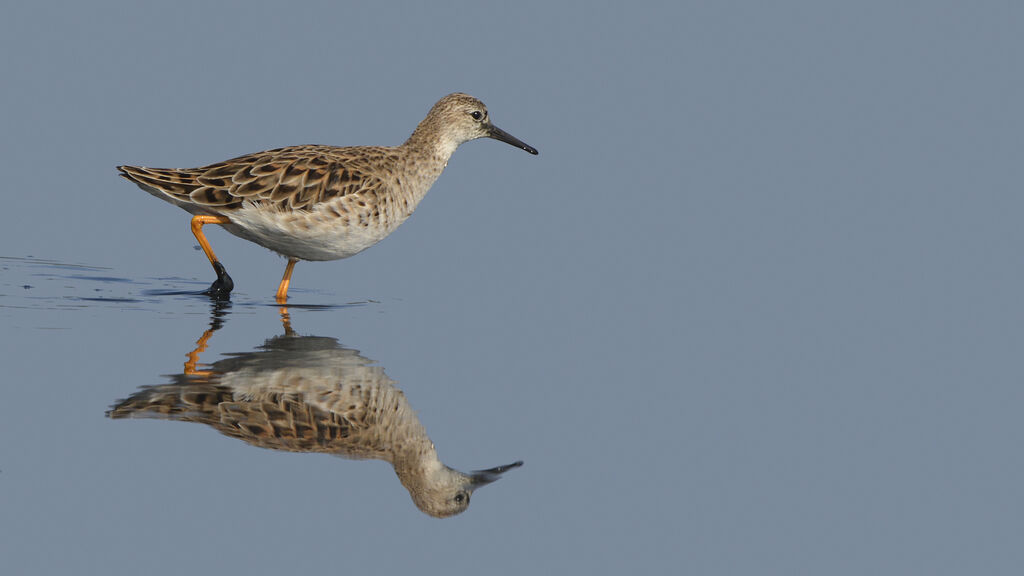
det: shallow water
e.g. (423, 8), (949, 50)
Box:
(4, 236), (1024, 575)
(2, 256), (551, 571)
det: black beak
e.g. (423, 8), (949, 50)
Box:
(488, 125), (538, 155)
(469, 460), (524, 488)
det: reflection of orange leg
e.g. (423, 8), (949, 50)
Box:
(279, 306), (294, 336)
(275, 258), (298, 304)
(190, 215), (233, 298)
(184, 328), (216, 377)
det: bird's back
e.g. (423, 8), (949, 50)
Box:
(117, 144), (399, 214)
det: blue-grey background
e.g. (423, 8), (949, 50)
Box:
(2, 1), (1022, 574)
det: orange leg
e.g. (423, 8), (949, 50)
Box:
(190, 215), (233, 298)
(276, 258), (298, 304)
(190, 215), (229, 267)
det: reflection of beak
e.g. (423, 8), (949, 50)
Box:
(470, 460), (524, 488)
(488, 125), (539, 155)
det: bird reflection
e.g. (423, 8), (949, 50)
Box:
(108, 305), (521, 518)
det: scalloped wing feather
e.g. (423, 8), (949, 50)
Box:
(119, 145), (392, 212)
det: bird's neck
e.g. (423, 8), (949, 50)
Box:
(391, 134), (457, 212)
(401, 114), (460, 167)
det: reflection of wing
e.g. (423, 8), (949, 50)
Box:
(109, 336), (418, 460)
(117, 145), (393, 212)
(110, 383), (348, 454)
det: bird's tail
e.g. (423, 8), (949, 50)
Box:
(117, 165), (203, 206)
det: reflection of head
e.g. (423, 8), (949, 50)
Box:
(401, 461), (524, 518)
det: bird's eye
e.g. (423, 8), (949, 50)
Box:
(470, 111), (483, 121)
(454, 492), (469, 504)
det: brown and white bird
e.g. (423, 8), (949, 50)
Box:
(118, 93), (537, 302)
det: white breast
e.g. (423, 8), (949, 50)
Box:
(223, 201), (410, 261)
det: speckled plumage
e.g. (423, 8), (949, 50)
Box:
(108, 335), (522, 518)
(118, 93), (538, 300)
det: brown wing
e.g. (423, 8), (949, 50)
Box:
(216, 396), (362, 452)
(108, 383), (365, 454)
(118, 145), (391, 211)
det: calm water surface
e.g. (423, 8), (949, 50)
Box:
(2, 248), (1022, 575)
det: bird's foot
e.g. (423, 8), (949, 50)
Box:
(204, 261), (234, 300)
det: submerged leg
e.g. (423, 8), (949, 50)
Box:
(276, 258), (298, 304)
(190, 215), (234, 299)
